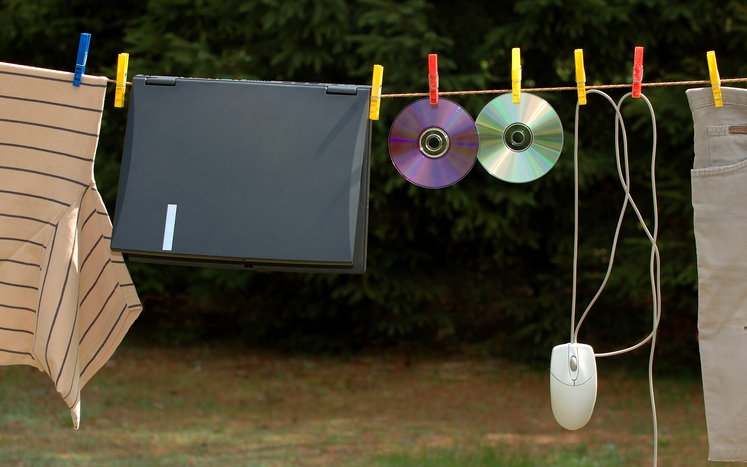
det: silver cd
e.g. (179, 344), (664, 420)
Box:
(476, 92), (563, 183)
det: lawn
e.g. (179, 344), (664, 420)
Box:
(0, 344), (709, 466)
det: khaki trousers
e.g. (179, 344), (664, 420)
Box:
(688, 86), (747, 462)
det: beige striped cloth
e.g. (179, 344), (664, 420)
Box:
(0, 62), (142, 428)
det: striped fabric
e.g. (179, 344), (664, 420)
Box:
(0, 62), (142, 428)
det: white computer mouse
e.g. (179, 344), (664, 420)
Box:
(549, 342), (597, 430)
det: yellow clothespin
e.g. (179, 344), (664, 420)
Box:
(369, 64), (384, 120)
(114, 53), (129, 108)
(707, 51), (722, 108)
(512, 48), (521, 104)
(574, 49), (586, 105)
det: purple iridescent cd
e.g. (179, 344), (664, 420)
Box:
(388, 98), (479, 189)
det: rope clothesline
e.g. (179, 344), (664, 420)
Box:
(379, 77), (747, 99)
(103, 76), (747, 97)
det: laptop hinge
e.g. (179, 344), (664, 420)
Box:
(326, 85), (358, 95)
(145, 77), (177, 86)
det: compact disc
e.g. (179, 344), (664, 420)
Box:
(389, 98), (479, 189)
(476, 92), (563, 183)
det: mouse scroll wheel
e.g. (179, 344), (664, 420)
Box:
(570, 355), (578, 372)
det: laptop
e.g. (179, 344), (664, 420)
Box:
(110, 75), (371, 274)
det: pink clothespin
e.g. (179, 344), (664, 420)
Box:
(632, 47), (644, 98)
(429, 54), (438, 106)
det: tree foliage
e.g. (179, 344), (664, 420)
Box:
(0, 0), (741, 369)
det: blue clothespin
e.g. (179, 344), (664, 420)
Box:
(73, 33), (91, 87)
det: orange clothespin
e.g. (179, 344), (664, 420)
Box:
(574, 49), (586, 105)
(429, 54), (438, 106)
(114, 53), (129, 108)
(369, 64), (384, 120)
(707, 51), (723, 108)
(632, 46), (644, 98)
(512, 48), (521, 104)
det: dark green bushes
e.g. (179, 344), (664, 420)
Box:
(2, 0), (741, 370)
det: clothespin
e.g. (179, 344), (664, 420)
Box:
(707, 51), (723, 108)
(114, 53), (129, 108)
(632, 46), (644, 98)
(429, 54), (439, 106)
(574, 49), (586, 105)
(73, 33), (91, 87)
(512, 48), (521, 104)
(369, 64), (384, 120)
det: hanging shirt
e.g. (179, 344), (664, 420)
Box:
(0, 61), (142, 429)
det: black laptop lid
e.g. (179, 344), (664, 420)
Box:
(111, 75), (371, 273)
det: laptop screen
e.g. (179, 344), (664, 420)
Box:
(110, 75), (371, 273)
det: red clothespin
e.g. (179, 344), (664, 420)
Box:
(632, 47), (644, 98)
(428, 54), (438, 106)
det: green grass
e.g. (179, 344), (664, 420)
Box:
(0, 344), (709, 466)
(364, 444), (636, 467)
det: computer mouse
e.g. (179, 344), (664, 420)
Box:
(549, 342), (597, 430)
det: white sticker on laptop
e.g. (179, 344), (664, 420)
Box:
(162, 204), (177, 251)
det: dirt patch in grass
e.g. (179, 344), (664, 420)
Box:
(0, 344), (709, 466)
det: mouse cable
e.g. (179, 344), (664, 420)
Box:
(571, 91), (661, 352)
(569, 89), (661, 466)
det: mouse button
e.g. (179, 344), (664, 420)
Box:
(550, 370), (571, 388)
(568, 345), (580, 381)
(550, 345), (572, 384)
(575, 347), (597, 385)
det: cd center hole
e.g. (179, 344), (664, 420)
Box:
(427, 135), (442, 150)
(511, 130), (525, 145)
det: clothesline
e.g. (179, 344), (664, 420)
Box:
(379, 77), (747, 99)
(103, 76), (747, 98)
